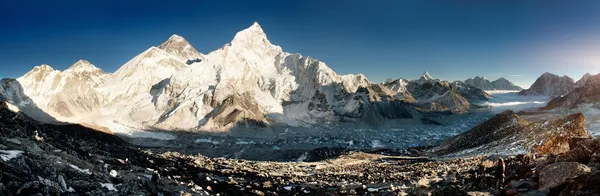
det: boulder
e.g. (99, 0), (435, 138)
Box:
(538, 162), (591, 192)
(559, 172), (600, 196)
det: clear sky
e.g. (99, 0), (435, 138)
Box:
(2, 0), (600, 88)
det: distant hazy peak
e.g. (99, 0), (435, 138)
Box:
(422, 71), (433, 80)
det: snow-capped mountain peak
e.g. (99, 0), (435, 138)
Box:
(33, 64), (56, 73)
(21, 64), (60, 82)
(64, 59), (103, 73)
(422, 71), (434, 80)
(415, 71), (435, 84)
(158, 34), (203, 62)
(231, 22), (274, 49)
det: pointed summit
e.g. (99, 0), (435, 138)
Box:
(159, 34), (190, 50)
(65, 59), (103, 73)
(231, 22), (273, 48)
(415, 71), (434, 84)
(421, 71), (434, 80)
(575, 72), (593, 88)
(248, 22), (264, 32)
(158, 34), (203, 62)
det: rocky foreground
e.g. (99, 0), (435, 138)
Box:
(1, 101), (600, 196)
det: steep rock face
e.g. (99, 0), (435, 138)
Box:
(0, 78), (33, 107)
(574, 73), (592, 88)
(519, 72), (574, 96)
(430, 111), (590, 156)
(543, 73), (600, 110)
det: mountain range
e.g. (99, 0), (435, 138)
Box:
(0, 22), (524, 132)
(462, 76), (523, 91)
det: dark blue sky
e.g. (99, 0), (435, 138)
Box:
(2, 0), (600, 87)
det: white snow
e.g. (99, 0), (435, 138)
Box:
(485, 90), (520, 95)
(0, 150), (24, 161)
(69, 164), (92, 175)
(109, 170), (118, 178)
(100, 183), (118, 191)
(478, 92), (550, 113)
(4, 102), (20, 113)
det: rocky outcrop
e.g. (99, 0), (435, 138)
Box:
(430, 111), (590, 156)
(429, 111), (527, 155)
(543, 73), (600, 110)
(538, 162), (591, 192)
(574, 73), (592, 88)
(519, 72), (574, 96)
(559, 172), (600, 195)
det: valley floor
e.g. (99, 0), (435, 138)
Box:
(2, 92), (600, 195)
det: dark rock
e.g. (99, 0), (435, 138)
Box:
(558, 172), (600, 196)
(538, 162), (591, 192)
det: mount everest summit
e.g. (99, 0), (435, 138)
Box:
(2, 22), (502, 132)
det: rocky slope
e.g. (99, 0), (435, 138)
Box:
(519, 72), (575, 96)
(430, 110), (590, 156)
(3, 100), (599, 195)
(574, 73), (593, 88)
(464, 76), (523, 91)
